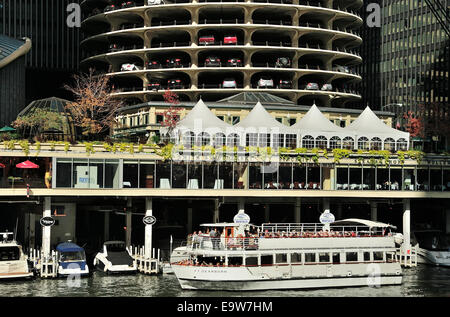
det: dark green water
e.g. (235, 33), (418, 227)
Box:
(0, 265), (449, 297)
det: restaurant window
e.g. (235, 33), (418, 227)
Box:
(246, 133), (258, 147)
(370, 137), (382, 150)
(172, 162), (187, 188)
(285, 134), (297, 149)
(89, 159), (104, 188)
(56, 158), (72, 187)
(139, 161), (154, 188)
(319, 253), (330, 263)
(384, 138), (396, 151)
(332, 252), (340, 264)
(123, 160), (139, 188)
(156, 114), (164, 124)
(343, 137), (354, 150)
(329, 136), (342, 149)
(72, 159), (89, 188)
(302, 135), (314, 149)
(156, 161), (171, 188)
(364, 252), (371, 261)
(358, 137), (370, 150)
(316, 136), (327, 149)
(105, 160), (120, 188)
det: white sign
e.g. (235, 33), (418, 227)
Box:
(319, 212), (335, 224)
(233, 212), (250, 224)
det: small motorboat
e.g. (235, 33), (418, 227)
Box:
(56, 242), (89, 277)
(0, 232), (33, 280)
(412, 230), (450, 267)
(93, 241), (137, 274)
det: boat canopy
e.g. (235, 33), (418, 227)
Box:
(331, 218), (397, 229)
(56, 242), (84, 253)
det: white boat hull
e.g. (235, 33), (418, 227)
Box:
(0, 261), (33, 280)
(172, 263), (402, 291)
(416, 248), (450, 267)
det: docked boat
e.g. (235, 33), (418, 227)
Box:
(171, 218), (403, 291)
(56, 242), (89, 277)
(412, 230), (450, 267)
(93, 241), (137, 274)
(0, 232), (33, 280)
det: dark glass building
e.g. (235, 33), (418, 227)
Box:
(0, 0), (82, 104)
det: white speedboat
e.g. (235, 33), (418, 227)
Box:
(93, 241), (137, 274)
(172, 219), (402, 291)
(56, 242), (89, 277)
(412, 230), (450, 267)
(0, 232), (33, 280)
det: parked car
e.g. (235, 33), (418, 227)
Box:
(168, 78), (183, 89)
(148, 80), (161, 91)
(321, 83), (333, 91)
(257, 76), (274, 88)
(199, 35), (215, 45)
(226, 58), (242, 67)
(148, 0), (163, 5)
(223, 35), (238, 45)
(121, 1), (136, 8)
(304, 82), (319, 90)
(146, 60), (160, 69)
(333, 65), (350, 73)
(205, 56), (221, 67)
(104, 4), (116, 12)
(222, 78), (237, 88)
(109, 43), (121, 52)
(275, 57), (291, 68)
(120, 63), (142, 71)
(278, 79), (292, 89)
(166, 58), (182, 68)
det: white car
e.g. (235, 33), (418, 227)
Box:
(121, 63), (142, 71)
(222, 78), (237, 88)
(147, 0), (163, 5)
(93, 241), (137, 274)
(257, 77), (274, 88)
(321, 83), (333, 91)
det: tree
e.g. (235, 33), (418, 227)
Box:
(160, 89), (182, 142)
(403, 111), (424, 138)
(64, 69), (124, 140)
(12, 108), (65, 141)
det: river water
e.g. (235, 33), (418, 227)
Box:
(0, 264), (449, 297)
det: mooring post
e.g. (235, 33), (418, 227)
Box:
(145, 197), (153, 259)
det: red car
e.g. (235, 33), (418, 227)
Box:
(199, 35), (215, 45)
(223, 35), (237, 45)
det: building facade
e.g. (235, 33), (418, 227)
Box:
(81, 0), (364, 108)
(0, 0), (82, 104)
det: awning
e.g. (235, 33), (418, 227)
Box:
(56, 242), (84, 253)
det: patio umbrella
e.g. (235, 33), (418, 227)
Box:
(16, 160), (39, 168)
(0, 126), (16, 133)
(0, 163), (5, 168)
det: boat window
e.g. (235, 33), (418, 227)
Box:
(291, 253), (302, 263)
(386, 252), (394, 262)
(373, 252), (384, 261)
(0, 247), (20, 261)
(332, 252), (340, 264)
(245, 256), (258, 266)
(345, 252), (358, 262)
(276, 254), (287, 264)
(261, 255), (273, 265)
(363, 252), (371, 261)
(305, 253), (316, 263)
(60, 251), (86, 262)
(228, 256), (243, 266)
(318, 253), (330, 263)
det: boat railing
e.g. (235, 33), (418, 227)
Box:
(189, 235), (259, 251)
(261, 223), (387, 237)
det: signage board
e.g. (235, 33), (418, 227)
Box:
(143, 215), (157, 226)
(40, 217), (55, 227)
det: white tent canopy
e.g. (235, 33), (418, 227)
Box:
(292, 103), (351, 138)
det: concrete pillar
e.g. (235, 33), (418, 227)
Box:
(42, 197), (51, 258)
(104, 211), (110, 242)
(28, 212), (36, 250)
(370, 201), (378, 222)
(294, 198), (301, 223)
(145, 197), (153, 259)
(446, 209), (450, 234)
(238, 198), (245, 213)
(402, 199), (411, 250)
(336, 203), (343, 220)
(323, 198), (330, 213)
(213, 199), (219, 223)
(187, 200), (193, 234)
(265, 204), (270, 223)
(125, 198), (132, 248)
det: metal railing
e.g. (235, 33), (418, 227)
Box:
(261, 223), (388, 237)
(188, 235), (259, 250)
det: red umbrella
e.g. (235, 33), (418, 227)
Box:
(16, 160), (39, 168)
(0, 163), (5, 168)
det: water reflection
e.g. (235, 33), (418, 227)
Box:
(0, 266), (449, 297)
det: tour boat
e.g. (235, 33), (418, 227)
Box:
(0, 232), (33, 280)
(93, 241), (137, 274)
(412, 230), (450, 267)
(56, 242), (90, 277)
(171, 218), (403, 291)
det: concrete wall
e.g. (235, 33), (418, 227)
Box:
(50, 203), (77, 246)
